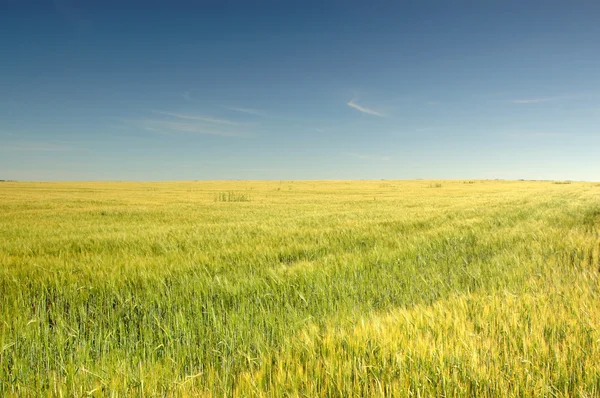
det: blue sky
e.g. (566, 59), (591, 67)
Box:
(1, 1), (599, 181)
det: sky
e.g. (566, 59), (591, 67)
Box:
(1, 0), (599, 181)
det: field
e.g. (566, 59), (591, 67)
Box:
(1, 180), (599, 396)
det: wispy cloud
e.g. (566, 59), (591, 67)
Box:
(1, 142), (78, 151)
(152, 110), (240, 125)
(128, 109), (253, 137)
(227, 107), (263, 116)
(182, 92), (192, 101)
(505, 131), (571, 139)
(345, 152), (390, 161)
(135, 119), (247, 137)
(512, 96), (565, 104)
(347, 99), (385, 117)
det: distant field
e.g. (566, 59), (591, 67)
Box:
(1, 180), (599, 396)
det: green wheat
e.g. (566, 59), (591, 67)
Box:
(0, 180), (598, 396)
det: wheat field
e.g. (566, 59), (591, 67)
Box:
(1, 180), (599, 396)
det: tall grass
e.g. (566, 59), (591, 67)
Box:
(0, 180), (599, 396)
(215, 191), (251, 202)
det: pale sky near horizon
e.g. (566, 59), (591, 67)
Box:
(1, 1), (599, 181)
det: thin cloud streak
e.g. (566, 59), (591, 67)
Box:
(227, 107), (263, 116)
(505, 131), (573, 139)
(345, 152), (390, 161)
(1, 142), (78, 151)
(136, 119), (246, 137)
(512, 96), (564, 104)
(152, 110), (240, 125)
(347, 99), (385, 117)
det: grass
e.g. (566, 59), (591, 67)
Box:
(215, 191), (251, 202)
(0, 180), (599, 396)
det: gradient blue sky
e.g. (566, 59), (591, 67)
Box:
(1, 1), (599, 181)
